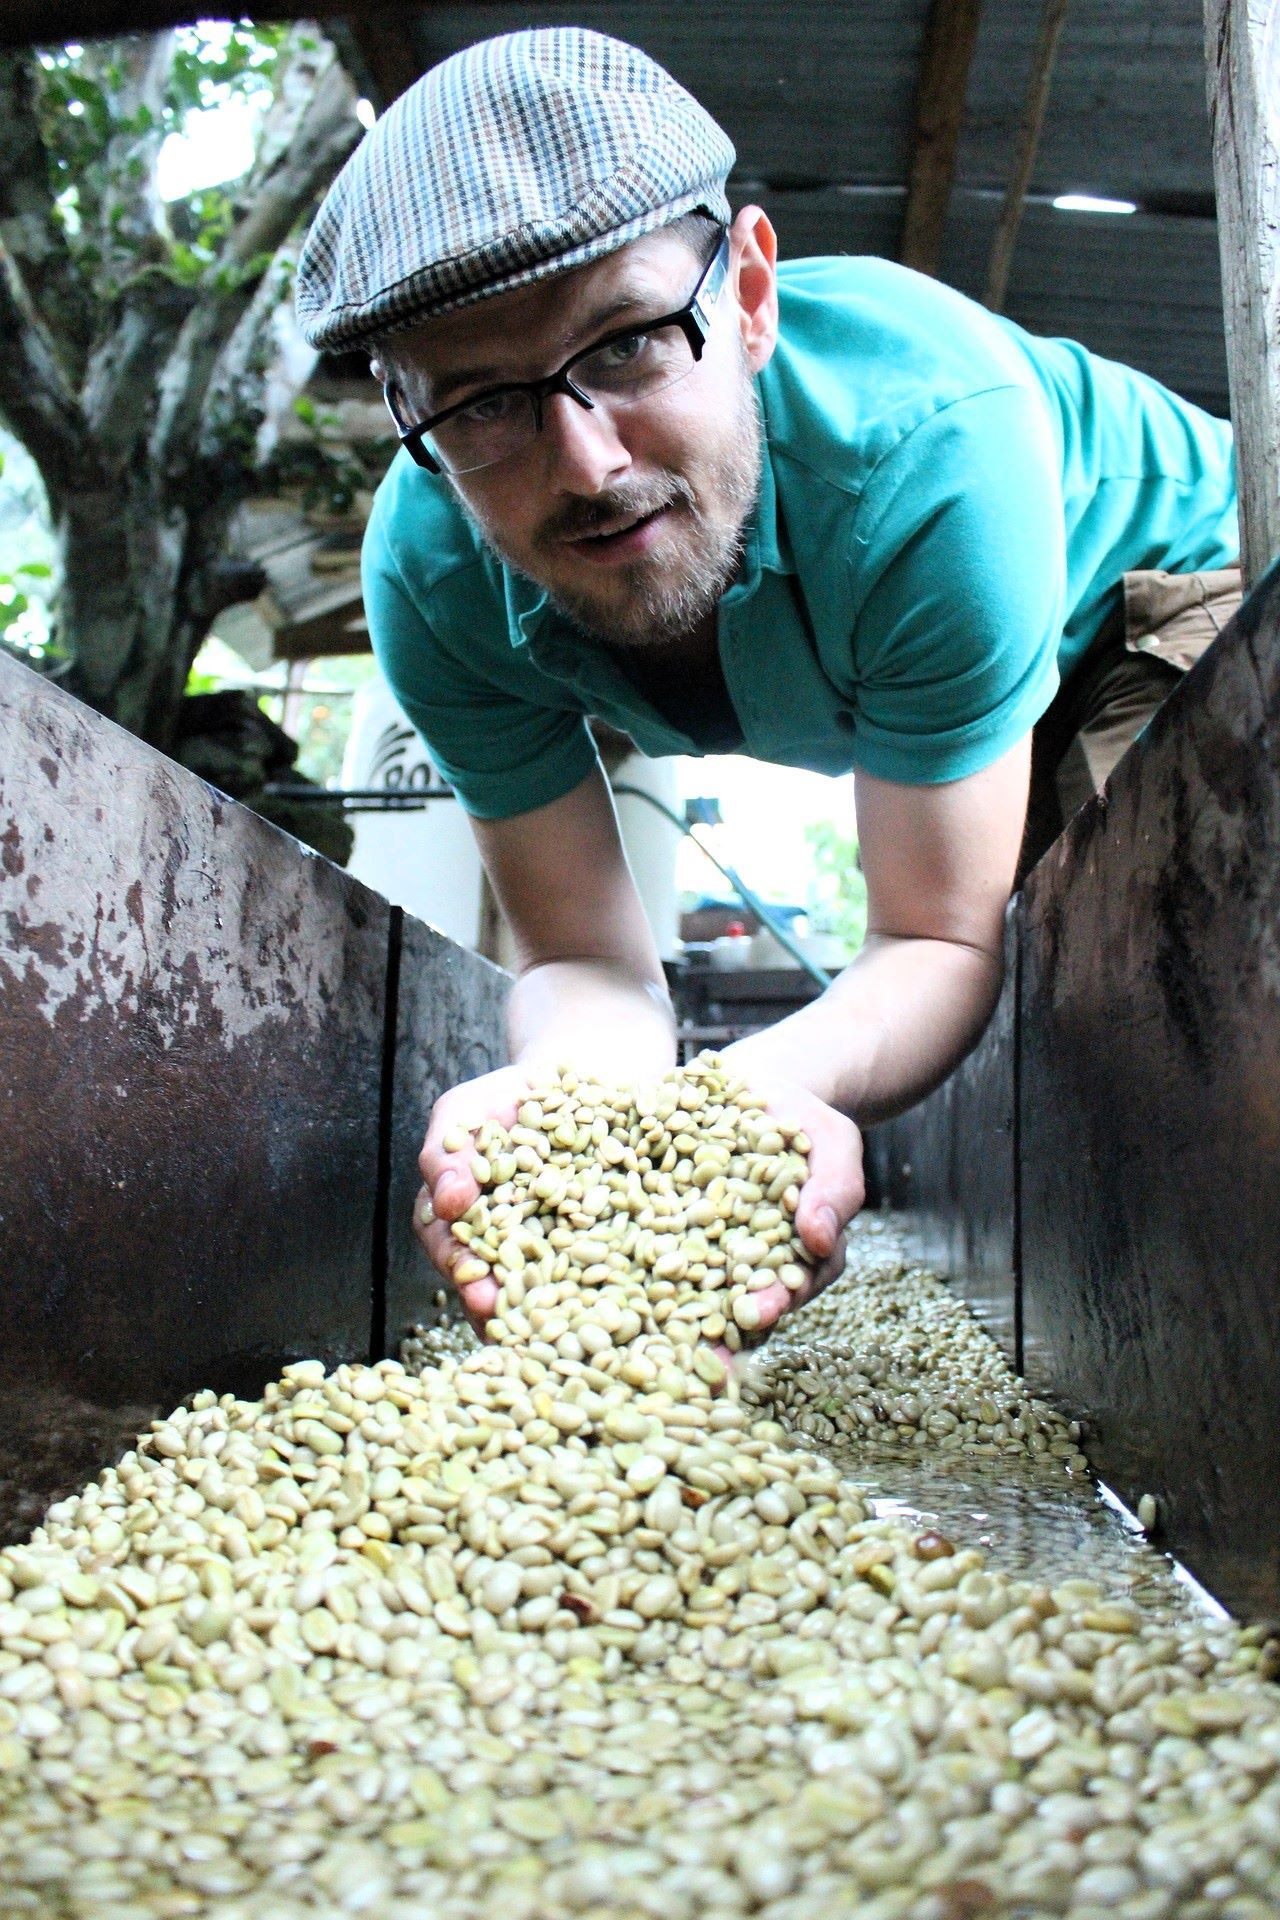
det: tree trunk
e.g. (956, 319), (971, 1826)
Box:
(55, 472), (241, 751)
(0, 29), (361, 753)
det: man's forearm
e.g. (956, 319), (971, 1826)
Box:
(509, 957), (678, 1082)
(728, 932), (1003, 1125)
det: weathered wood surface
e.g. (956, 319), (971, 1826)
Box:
(1205, 0), (1280, 584)
(1, 0), (1218, 204)
(1019, 557), (1280, 1619)
(408, 0), (1216, 200)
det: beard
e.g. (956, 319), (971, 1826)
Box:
(456, 364), (764, 651)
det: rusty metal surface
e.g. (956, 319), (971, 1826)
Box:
(0, 654), (388, 1534)
(868, 1082), (957, 1275)
(866, 907), (1019, 1364)
(383, 913), (509, 1351)
(945, 905), (1019, 1364)
(1020, 560), (1280, 1620)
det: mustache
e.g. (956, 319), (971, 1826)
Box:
(536, 479), (694, 546)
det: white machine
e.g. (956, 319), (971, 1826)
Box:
(342, 674), (680, 961)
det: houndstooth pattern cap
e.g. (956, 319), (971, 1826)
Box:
(295, 27), (736, 352)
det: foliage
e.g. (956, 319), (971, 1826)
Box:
(0, 17), (362, 752)
(287, 655), (378, 786)
(804, 819), (868, 955)
(0, 562), (57, 662)
(266, 396), (380, 516)
(34, 24), (289, 300)
(0, 447), (58, 665)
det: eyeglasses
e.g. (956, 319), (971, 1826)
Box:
(383, 230), (731, 477)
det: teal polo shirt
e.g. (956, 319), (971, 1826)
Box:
(363, 256), (1238, 820)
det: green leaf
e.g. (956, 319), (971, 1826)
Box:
(184, 667), (224, 696)
(0, 587), (31, 630)
(15, 563), (52, 580)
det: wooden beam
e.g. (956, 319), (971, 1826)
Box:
(1205, 0), (1280, 587)
(899, 0), (985, 277)
(983, 0), (1071, 313)
(341, 14), (422, 110)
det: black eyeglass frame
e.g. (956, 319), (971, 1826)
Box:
(383, 229), (732, 476)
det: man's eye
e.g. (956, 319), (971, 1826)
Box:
(457, 390), (520, 426)
(591, 332), (651, 372)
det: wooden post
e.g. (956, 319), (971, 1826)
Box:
(1205, 0), (1280, 586)
(984, 0), (1071, 313)
(900, 0), (986, 277)
(342, 14), (423, 110)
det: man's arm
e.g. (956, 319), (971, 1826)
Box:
(419, 762), (863, 1332)
(726, 733), (1030, 1123)
(477, 762), (677, 1079)
(418, 766), (677, 1324)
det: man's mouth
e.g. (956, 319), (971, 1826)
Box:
(563, 504), (673, 560)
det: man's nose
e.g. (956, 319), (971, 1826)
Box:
(539, 390), (632, 492)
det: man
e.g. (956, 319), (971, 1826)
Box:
(296, 27), (1239, 1334)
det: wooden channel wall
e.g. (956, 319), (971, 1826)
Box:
(0, 653), (507, 1540)
(869, 557), (1280, 1621)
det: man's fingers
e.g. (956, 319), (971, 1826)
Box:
(420, 1068), (526, 1191)
(744, 1238), (842, 1335)
(742, 1277), (795, 1332)
(810, 1231), (848, 1298)
(417, 1212), (496, 1336)
(420, 1126), (483, 1218)
(420, 1214), (463, 1276)
(431, 1162), (481, 1223)
(456, 1274), (499, 1330)
(794, 1118), (865, 1261)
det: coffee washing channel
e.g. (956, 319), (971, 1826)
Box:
(0, 564), (1279, 1918)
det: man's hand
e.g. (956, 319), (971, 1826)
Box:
(416, 1064), (532, 1335)
(717, 1059), (865, 1338)
(418, 1058), (862, 1345)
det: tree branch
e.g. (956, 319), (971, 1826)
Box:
(0, 240), (94, 504)
(221, 26), (362, 277)
(0, 52), (93, 382)
(200, 235), (315, 466)
(81, 275), (195, 463)
(149, 27), (359, 483)
(86, 32), (174, 278)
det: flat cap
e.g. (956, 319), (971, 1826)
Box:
(295, 27), (735, 352)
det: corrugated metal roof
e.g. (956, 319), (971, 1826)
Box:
(959, 0), (1213, 200)
(389, 2), (1227, 421)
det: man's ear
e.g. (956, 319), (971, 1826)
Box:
(729, 205), (779, 375)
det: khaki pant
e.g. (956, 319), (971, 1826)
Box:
(1018, 567), (1242, 882)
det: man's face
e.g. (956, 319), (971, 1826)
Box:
(377, 219), (773, 649)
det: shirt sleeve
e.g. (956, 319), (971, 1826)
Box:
(361, 526), (599, 822)
(847, 385), (1066, 785)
